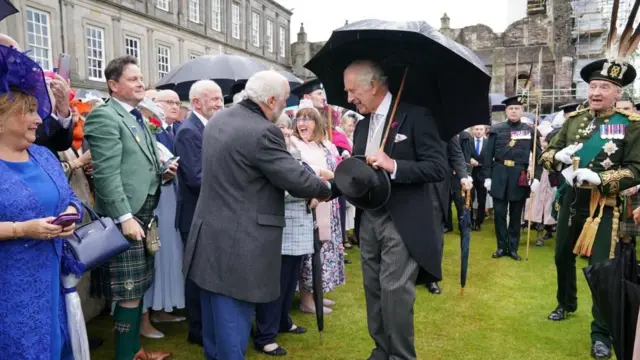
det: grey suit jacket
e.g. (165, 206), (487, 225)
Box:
(182, 100), (332, 304)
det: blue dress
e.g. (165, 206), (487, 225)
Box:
(0, 145), (82, 360)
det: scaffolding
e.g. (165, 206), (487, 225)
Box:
(572, 0), (637, 99)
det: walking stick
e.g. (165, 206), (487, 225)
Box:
(525, 103), (540, 261)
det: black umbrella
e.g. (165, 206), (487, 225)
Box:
(0, 0), (17, 22)
(310, 207), (324, 333)
(155, 54), (269, 100)
(583, 241), (640, 360)
(460, 189), (472, 294)
(304, 19), (491, 140)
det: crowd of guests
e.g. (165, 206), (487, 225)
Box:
(0, 31), (359, 359)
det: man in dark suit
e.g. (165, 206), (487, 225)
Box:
(469, 125), (488, 230)
(154, 90), (182, 152)
(174, 79), (224, 346)
(343, 60), (447, 360)
(182, 71), (332, 360)
(426, 136), (471, 294)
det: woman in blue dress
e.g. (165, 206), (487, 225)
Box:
(0, 45), (83, 359)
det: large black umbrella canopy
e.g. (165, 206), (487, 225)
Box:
(0, 0), (17, 22)
(304, 19), (491, 140)
(583, 242), (640, 360)
(155, 54), (269, 100)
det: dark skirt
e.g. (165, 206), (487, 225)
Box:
(92, 193), (160, 301)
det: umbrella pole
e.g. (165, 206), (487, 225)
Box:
(378, 67), (409, 153)
(525, 103), (540, 261)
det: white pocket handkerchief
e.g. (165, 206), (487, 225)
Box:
(395, 134), (407, 143)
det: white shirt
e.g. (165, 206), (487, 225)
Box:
(368, 92), (397, 178)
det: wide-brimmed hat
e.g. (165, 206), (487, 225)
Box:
(334, 156), (391, 210)
(0, 45), (52, 120)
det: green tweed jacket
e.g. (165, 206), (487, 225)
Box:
(84, 98), (162, 219)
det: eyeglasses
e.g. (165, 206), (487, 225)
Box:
(157, 100), (181, 106)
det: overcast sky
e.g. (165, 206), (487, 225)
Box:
(277, 0), (528, 42)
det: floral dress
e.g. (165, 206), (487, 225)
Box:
(299, 144), (346, 293)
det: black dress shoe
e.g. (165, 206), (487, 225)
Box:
(427, 282), (441, 294)
(88, 338), (103, 351)
(548, 306), (573, 321)
(492, 250), (505, 258)
(187, 333), (203, 346)
(283, 325), (307, 334)
(591, 341), (611, 359)
(510, 252), (522, 261)
(257, 345), (287, 356)
(344, 259), (352, 264)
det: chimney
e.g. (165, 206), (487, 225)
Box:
(345, 20), (349, 26)
(440, 13), (450, 30)
(297, 22), (307, 43)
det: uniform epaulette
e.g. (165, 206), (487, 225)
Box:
(567, 107), (589, 118)
(615, 108), (640, 121)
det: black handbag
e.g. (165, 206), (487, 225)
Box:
(66, 202), (130, 272)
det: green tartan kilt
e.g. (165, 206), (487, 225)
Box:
(93, 192), (160, 301)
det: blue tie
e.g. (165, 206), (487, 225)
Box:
(476, 139), (481, 156)
(130, 108), (144, 126)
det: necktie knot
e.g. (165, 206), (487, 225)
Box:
(130, 109), (144, 125)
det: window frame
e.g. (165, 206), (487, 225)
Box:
(25, 7), (53, 70)
(85, 25), (106, 82)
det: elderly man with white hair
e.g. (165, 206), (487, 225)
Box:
(173, 79), (223, 346)
(182, 70), (334, 359)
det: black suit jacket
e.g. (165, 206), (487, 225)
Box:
(352, 100), (448, 281)
(35, 116), (73, 158)
(174, 113), (205, 234)
(469, 135), (488, 183)
(432, 136), (468, 224)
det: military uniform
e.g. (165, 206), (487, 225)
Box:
(539, 56), (640, 359)
(483, 95), (542, 260)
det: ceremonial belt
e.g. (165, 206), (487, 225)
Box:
(574, 112), (629, 168)
(496, 159), (528, 168)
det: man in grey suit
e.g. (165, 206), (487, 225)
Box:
(344, 60), (447, 360)
(182, 70), (333, 360)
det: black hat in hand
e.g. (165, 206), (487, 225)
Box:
(335, 156), (391, 210)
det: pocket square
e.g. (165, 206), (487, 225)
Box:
(395, 134), (407, 143)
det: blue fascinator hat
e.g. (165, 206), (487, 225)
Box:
(0, 45), (52, 120)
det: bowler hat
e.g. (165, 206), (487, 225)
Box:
(334, 156), (391, 210)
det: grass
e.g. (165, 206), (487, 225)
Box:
(87, 221), (602, 359)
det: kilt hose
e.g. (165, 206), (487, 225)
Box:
(93, 191), (160, 301)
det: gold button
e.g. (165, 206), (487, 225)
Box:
(605, 119), (609, 124)
(582, 117), (588, 120)
(588, 164), (593, 168)
(580, 123), (585, 127)
(576, 135), (580, 139)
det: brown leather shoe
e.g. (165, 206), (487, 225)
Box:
(134, 348), (172, 360)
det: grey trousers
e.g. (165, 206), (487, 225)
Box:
(360, 209), (420, 360)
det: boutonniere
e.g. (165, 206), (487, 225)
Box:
(147, 117), (163, 134)
(391, 121), (399, 129)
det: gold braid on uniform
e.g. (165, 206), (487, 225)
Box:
(539, 150), (557, 171)
(599, 168), (634, 195)
(610, 205), (621, 259)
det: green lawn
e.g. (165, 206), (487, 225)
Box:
(88, 221), (602, 359)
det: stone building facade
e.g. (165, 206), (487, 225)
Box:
(290, 0), (577, 112)
(1, 0), (292, 94)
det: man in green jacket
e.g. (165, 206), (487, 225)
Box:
(539, 57), (640, 359)
(84, 56), (176, 360)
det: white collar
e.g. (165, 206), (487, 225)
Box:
(374, 92), (392, 118)
(112, 97), (136, 114)
(194, 111), (209, 127)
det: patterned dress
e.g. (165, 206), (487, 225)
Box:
(299, 144), (346, 293)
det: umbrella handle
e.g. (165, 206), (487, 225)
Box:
(378, 67), (409, 153)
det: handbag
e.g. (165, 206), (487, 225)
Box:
(66, 202), (130, 272)
(141, 215), (161, 256)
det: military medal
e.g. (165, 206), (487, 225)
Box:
(509, 139), (516, 147)
(600, 124), (606, 139)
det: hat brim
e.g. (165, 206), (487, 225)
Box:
(335, 156), (391, 210)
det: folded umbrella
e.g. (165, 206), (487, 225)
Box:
(155, 54), (269, 100)
(304, 19), (491, 140)
(583, 241), (640, 360)
(310, 207), (324, 333)
(459, 189), (472, 294)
